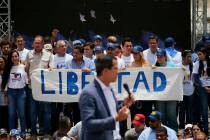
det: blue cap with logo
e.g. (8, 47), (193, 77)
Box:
(156, 49), (166, 56)
(165, 37), (176, 48)
(106, 43), (116, 49)
(148, 111), (161, 121)
(93, 35), (102, 41)
(79, 38), (86, 45)
(73, 40), (82, 46)
(94, 46), (104, 52)
(132, 45), (143, 53)
(202, 34), (210, 42)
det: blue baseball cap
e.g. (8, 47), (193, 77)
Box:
(73, 40), (82, 46)
(106, 43), (116, 49)
(132, 45), (143, 53)
(165, 37), (175, 47)
(156, 49), (166, 56)
(148, 111), (161, 121)
(202, 34), (210, 42)
(79, 38), (86, 45)
(93, 35), (102, 41)
(94, 46), (103, 52)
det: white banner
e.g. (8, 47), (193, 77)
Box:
(31, 67), (184, 102)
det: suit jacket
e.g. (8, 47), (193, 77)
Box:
(79, 79), (119, 140)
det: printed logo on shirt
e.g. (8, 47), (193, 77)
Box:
(184, 71), (190, 80)
(11, 73), (22, 81)
(56, 64), (67, 69)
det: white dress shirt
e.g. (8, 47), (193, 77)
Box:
(143, 48), (157, 65)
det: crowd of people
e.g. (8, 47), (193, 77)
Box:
(0, 28), (210, 140)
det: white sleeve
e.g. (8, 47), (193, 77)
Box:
(192, 61), (199, 74)
(67, 124), (80, 137)
(24, 71), (29, 84)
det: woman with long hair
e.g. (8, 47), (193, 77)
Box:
(128, 45), (149, 67)
(1, 50), (28, 138)
(178, 50), (194, 129)
(192, 123), (203, 138)
(128, 45), (151, 124)
(192, 47), (210, 135)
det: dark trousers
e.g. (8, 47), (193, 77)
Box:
(25, 85), (31, 130)
(51, 103), (63, 133)
(178, 95), (193, 129)
(192, 86), (208, 135)
(64, 103), (80, 125)
(0, 106), (8, 130)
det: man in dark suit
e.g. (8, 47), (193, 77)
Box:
(79, 55), (134, 140)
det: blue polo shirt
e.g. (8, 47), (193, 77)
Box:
(138, 124), (178, 140)
(67, 57), (95, 71)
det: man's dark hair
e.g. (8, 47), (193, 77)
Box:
(73, 45), (84, 53)
(96, 55), (117, 76)
(15, 35), (25, 41)
(84, 42), (95, 50)
(59, 116), (71, 129)
(0, 40), (11, 48)
(121, 37), (132, 46)
(149, 35), (158, 42)
(156, 126), (168, 136)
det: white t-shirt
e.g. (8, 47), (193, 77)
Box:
(18, 48), (30, 62)
(192, 61), (210, 87)
(166, 51), (182, 67)
(143, 48), (157, 65)
(121, 54), (134, 67)
(53, 53), (73, 69)
(183, 64), (194, 96)
(117, 57), (126, 70)
(8, 64), (28, 89)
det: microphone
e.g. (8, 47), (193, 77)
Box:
(123, 83), (131, 96)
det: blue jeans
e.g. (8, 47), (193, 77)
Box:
(28, 88), (51, 135)
(8, 88), (26, 136)
(156, 101), (178, 132)
(197, 86), (208, 134)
